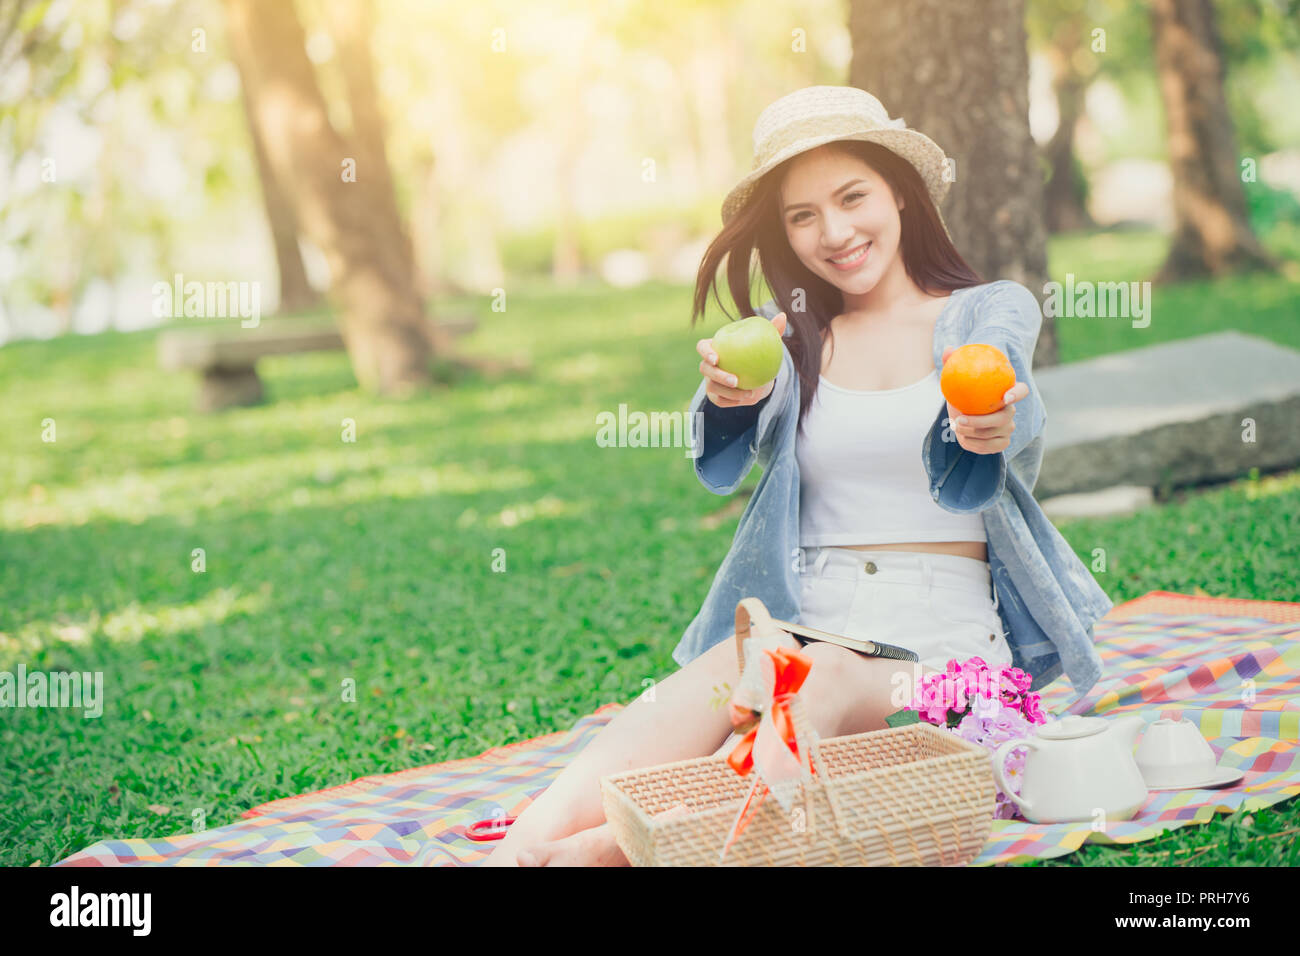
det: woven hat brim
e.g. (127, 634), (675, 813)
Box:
(721, 127), (951, 227)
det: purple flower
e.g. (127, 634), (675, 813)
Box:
(947, 692), (1036, 821)
(969, 692), (1002, 719)
(955, 712), (990, 746)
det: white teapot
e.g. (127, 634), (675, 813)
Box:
(992, 714), (1148, 824)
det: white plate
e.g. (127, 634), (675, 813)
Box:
(1142, 765), (1244, 791)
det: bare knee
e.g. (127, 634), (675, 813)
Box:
(792, 642), (857, 736)
(798, 640), (855, 679)
(798, 644), (919, 737)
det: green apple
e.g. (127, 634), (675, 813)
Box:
(712, 315), (783, 390)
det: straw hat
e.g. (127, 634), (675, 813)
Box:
(721, 85), (952, 229)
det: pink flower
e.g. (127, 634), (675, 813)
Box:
(999, 682), (1022, 710)
(959, 657), (993, 697)
(912, 678), (951, 725)
(1001, 666), (1032, 693)
(939, 674), (968, 713)
(911, 669), (967, 724)
(972, 667), (1005, 702)
(1021, 693), (1045, 724)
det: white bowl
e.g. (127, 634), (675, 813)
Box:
(1135, 717), (1221, 789)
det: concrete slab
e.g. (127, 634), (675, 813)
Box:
(1039, 485), (1155, 521)
(1034, 331), (1300, 498)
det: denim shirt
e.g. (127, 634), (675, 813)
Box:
(675, 280), (1114, 706)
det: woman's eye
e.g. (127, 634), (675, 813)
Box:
(790, 192), (866, 224)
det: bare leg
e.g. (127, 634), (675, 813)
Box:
(480, 636), (742, 866)
(485, 641), (934, 866)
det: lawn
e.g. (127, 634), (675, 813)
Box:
(2, 228), (1298, 867)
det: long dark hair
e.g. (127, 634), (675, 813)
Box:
(691, 139), (984, 437)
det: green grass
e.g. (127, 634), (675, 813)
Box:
(2, 229), (1298, 867)
(1047, 224), (1300, 361)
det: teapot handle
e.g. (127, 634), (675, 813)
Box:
(992, 737), (1039, 819)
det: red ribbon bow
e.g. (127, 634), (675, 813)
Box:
(726, 645), (812, 776)
(719, 644), (815, 859)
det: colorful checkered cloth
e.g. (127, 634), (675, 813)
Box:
(55, 591), (1300, 866)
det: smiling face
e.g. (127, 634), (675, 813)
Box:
(778, 144), (905, 299)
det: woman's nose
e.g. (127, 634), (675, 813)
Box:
(821, 209), (855, 248)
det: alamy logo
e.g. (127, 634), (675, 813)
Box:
(0, 664), (103, 718)
(596, 405), (704, 458)
(1042, 273), (1152, 328)
(151, 272), (261, 328)
(49, 886), (151, 936)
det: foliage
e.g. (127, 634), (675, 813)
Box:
(1244, 177), (1300, 234)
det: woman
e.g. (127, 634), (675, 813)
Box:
(483, 86), (1112, 867)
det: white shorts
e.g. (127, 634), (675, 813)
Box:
(796, 546), (1012, 674)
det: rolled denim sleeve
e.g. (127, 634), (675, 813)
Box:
(923, 281), (1047, 513)
(689, 382), (771, 495)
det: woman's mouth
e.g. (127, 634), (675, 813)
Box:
(826, 241), (871, 271)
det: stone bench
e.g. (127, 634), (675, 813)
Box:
(1034, 330), (1300, 499)
(158, 315), (478, 412)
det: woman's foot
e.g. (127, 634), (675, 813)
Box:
(515, 822), (630, 867)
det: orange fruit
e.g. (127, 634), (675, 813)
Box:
(940, 344), (1017, 416)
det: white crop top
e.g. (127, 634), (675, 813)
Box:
(796, 369), (987, 548)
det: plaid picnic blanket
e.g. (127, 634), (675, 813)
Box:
(55, 590), (1300, 866)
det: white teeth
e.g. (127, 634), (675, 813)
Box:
(829, 243), (870, 264)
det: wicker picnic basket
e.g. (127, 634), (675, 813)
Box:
(600, 597), (997, 866)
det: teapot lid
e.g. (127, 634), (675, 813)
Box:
(1037, 714), (1108, 740)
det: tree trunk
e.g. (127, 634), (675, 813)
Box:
(850, 0), (1058, 368)
(233, 50), (320, 314)
(321, 0), (417, 287)
(1042, 75), (1094, 234)
(223, 0), (431, 394)
(409, 150), (445, 298)
(1042, 20), (1096, 235)
(1149, 0), (1277, 282)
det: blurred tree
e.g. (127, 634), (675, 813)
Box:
(353, 0), (522, 296)
(320, 0), (416, 292)
(223, 0), (431, 393)
(1149, 0), (1278, 280)
(233, 61), (320, 314)
(1211, 0), (1300, 159)
(1026, 0), (1159, 232)
(1, 0), (264, 338)
(0, 0), (38, 74)
(1027, 0), (1101, 234)
(850, 0), (1057, 367)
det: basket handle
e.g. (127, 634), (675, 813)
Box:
(733, 597), (797, 675)
(787, 694), (854, 842)
(732, 598), (854, 843)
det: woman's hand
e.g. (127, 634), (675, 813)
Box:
(940, 345), (1030, 455)
(698, 312), (788, 408)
